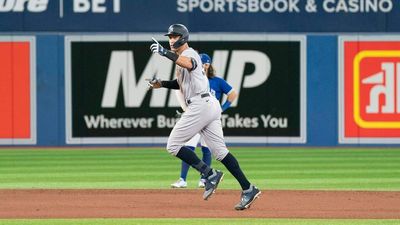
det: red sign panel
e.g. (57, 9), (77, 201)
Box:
(343, 41), (400, 138)
(0, 42), (31, 139)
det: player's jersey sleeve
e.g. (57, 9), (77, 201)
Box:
(219, 77), (233, 95)
(181, 49), (201, 71)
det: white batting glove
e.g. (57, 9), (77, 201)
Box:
(145, 76), (162, 90)
(150, 37), (167, 56)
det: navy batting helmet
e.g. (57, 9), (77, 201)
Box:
(165, 24), (189, 49)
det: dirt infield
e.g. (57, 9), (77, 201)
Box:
(0, 189), (399, 219)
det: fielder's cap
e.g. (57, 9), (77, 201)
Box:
(199, 53), (211, 64)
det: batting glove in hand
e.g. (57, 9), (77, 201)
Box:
(150, 37), (168, 56)
(146, 76), (162, 90)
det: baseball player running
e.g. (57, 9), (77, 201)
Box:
(171, 53), (238, 189)
(148, 24), (261, 210)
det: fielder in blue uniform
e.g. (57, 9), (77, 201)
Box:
(171, 53), (237, 188)
(201, 53), (237, 112)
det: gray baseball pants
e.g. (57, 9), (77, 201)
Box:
(166, 94), (229, 161)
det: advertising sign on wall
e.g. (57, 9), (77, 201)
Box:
(339, 36), (400, 143)
(65, 34), (306, 144)
(0, 37), (36, 145)
(1, 0), (399, 32)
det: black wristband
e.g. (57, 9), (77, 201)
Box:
(161, 79), (180, 89)
(165, 50), (179, 62)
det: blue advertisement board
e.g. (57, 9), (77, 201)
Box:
(0, 0), (399, 32)
(1, 0), (399, 146)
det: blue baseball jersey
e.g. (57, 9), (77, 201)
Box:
(208, 76), (233, 101)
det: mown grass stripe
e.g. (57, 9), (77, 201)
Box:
(0, 148), (399, 190)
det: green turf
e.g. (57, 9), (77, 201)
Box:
(0, 219), (399, 225)
(0, 148), (399, 190)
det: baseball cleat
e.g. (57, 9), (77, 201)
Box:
(203, 170), (224, 200)
(171, 178), (187, 188)
(234, 185), (261, 210)
(198, 179), (206, 188)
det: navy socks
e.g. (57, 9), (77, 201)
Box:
(176, 146), (212, 177)
(200, 146), (211, 179)
(180, 146), (195, 180)
(177, 146), (251, 189)
(180, 146), (212, 180)
(201, 146), (211, 166)
(220, 152), (251, 190)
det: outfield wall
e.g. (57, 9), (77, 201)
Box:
(1, 0), (399, 146)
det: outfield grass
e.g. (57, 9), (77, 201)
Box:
(0, 219), (399, 225)
(1, 148), (399, 224)
(0, 147), (399, 190)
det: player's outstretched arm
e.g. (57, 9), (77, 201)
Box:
(150, 37), (195, 71)
(146, 77), (180, 90)
(175, 55), (196, 70)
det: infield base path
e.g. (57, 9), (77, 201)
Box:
(1, 189), (399, 219)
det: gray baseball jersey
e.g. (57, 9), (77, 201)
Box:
(175, 48), (209, 100)
(167, 48), (229, 161)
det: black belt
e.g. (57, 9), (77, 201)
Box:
(186, 93), (210, 105)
